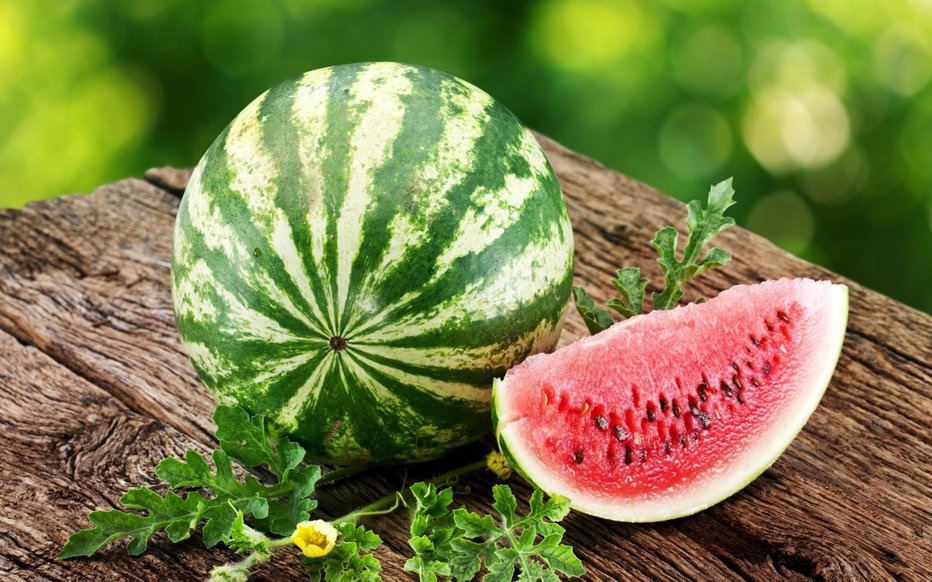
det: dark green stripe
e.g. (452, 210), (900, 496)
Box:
(257, 74), (339, 335)
(354, 161), (571, 340)
(344, 91), (533, 330)
(320, 65), (367, 330)
(339, 65), (447, 332)
(243, 347), (331, 413)
(370, 257), (572, 353)
(341, 354), (488, 462)
(286, 357), (359, 461)
(177, 124), (328, 341)
(351, 345), (503, 387)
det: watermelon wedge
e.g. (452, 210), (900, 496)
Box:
(493, 278), (848, 521)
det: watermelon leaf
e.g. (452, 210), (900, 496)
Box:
(214, 405), (305, 480)
(405, 482), (584, 581)
(59, 405), (323, 559)
(254, 465), (322, 536)
(304, 522), (383, 582)
(207, 508), (289, 581)
(57, 489), (208, 559)
(224, 508), (272, 555)
(574, 178), (736, 331)
(572, 286), (614, 334)
(653, 178), (735, 310)
(606, 266), (648, 318)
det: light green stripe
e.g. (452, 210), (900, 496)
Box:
(353, 214), (571, 342)
(291, 68), (338, 331)
(353, 313), (565, 374)
(335, 64), (414, 328)
(343, 75), (494, 333)
(276, 350), (337, 428)
(222, 90), (330, 337)
(348, 350), (489, 403)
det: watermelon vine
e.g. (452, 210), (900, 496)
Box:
(59, 406), (581, 581)
(573, 178), (737, 333)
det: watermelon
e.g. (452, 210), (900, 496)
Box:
(171, 63), (575, 465)
(493, 279), (848, 521)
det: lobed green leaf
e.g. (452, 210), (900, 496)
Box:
(406, 483), (583, 581)
(60, 405), (322, 560)
(213, 405), (305, 480)
(574, 178), (737, 329)
(572, 286), (614, 334)
(57, 490), (207, 559)
(305, 522), (383, 582)
(606, 267), (647, 318)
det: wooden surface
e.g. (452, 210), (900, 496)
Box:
(0, 135), (929, 581)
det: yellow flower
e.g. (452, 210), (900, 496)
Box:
(291, 520), (338, 558)
(486, 451), (512, 480)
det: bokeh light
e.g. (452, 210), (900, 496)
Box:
(659, 105), (733, 179)
(530, 0), (659, 72)
(746, 191), (815, 255)
(201, 1), (285, 79)
(0, 0), (930, 313)
(874, 24), (932, 96)
(672, 26), (743, 99)
(743, 41), (851, 173)
(800, 147), (868, 206)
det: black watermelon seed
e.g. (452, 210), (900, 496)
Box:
(720, 380), (733, 397)
(733, 375), (743, 390)
(750, 335), (761, 346)
(573, 447), (585, 465)
(659, 397), (668, 412)
(736, 392), (745, 404)
(624, 445), (634, 465)
(672, 401), (681, 418)
(664, 441), (672, 455)
(691, 430), (699, 441)
(646, 407), (656, 422)
(594, 415), (609, 430)
(696, 411), (711, 429)
(613, 425), (628, 442)
(751, 377), (760, 387)
(763, 363), (772, 375)
(679, 433), (687, 448)
(778, 310), (790, 322)
(697, 382), (708, 402)
(731, 362), (740, 372)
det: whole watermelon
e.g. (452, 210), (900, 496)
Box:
(172, 62), (574, 464)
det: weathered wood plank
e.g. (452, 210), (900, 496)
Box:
(0, 330), (281, 579)
(0, 134), (928, 580)
(0, 183), (215, 446)
(0, 327), (427, 581)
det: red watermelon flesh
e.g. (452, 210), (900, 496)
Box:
(493, 279), (848, 521)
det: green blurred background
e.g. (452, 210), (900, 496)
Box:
(2, 0), (931, 313)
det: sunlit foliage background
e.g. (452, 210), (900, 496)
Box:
(2, 0), (930, 312)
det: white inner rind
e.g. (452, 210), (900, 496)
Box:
(495, 281), (849, 522)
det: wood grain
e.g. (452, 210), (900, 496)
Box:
(0, 134), (928, 581)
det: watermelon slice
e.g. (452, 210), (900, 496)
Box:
(492, 278), (848, 521)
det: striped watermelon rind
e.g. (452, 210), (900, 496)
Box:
(171, 62), (575, 464)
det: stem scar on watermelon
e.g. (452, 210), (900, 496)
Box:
(493, 181), (848, 521)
